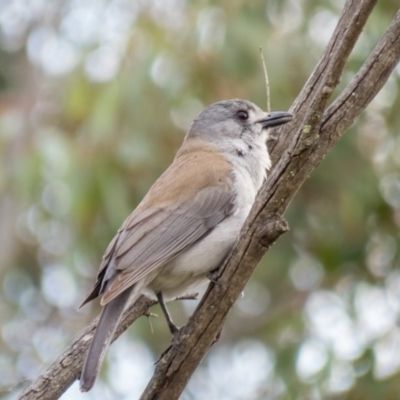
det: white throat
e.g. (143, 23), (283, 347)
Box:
(221, 133), (271, 192)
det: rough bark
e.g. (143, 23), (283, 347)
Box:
(18, 1), (400, 399)
(18, 296), (157, 400)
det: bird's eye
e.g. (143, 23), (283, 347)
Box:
(237, 110), (249, 120)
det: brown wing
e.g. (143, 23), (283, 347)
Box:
(80, 141), (236, 307)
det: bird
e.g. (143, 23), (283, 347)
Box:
(79, 99), (292, 391)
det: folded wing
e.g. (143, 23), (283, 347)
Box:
(80, 146), (236, 307)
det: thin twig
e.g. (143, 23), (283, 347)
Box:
(259, 46), (271, 113)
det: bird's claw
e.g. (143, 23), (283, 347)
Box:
(207, 271), (221, 285)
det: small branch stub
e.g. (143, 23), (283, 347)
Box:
(257, 216), (289, 248)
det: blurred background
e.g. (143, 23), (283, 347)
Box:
(0, 0), (400, 399)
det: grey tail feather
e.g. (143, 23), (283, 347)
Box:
(80, 287), (133, 392)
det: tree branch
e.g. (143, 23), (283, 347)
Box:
(18, 296), (157, 400)
(18, 2), (400, 400)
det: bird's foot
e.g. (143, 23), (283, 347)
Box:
(207, 271), (221, 285)
(155, 326), (185, 364)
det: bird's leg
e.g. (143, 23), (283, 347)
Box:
(156, 292), (179, 335)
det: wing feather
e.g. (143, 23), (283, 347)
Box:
(101, 185), (235, 304)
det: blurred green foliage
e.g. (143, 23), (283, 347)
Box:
(0, 0), (400, 399)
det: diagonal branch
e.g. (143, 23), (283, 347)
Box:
(269, 0), (378, 164)
(18, 296), (157, 400)
(322, 8), (400, 144)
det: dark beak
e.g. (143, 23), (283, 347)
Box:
(258, 112), (293, 128)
